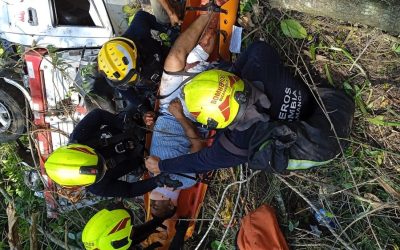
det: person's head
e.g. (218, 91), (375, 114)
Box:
(44, 144), (106, 187)
(82, 208), (134, 250)
(98, 37), (139, 90)
(182, 69), (249, 129)
(150, 199), (176, 220)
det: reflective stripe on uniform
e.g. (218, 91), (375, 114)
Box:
(286, 154), (339, 170)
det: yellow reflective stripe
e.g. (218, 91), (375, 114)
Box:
(259, 140), (272, 150)
(287, 158), (333, 170)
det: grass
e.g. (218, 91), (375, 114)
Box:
(1, 0), (400, 249)
(187, 2), (400, 249)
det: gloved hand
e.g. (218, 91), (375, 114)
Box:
(117, 111), (135, 130)
(122, 114), (137, 132)
(175, 218), (190, 233)
(118, 111), (146, 141)
(168, 218), (189, 250)
(155, 173), (183, 189)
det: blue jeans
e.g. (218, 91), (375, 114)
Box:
(69, 109), (159, 197)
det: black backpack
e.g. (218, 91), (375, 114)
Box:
(228, 88), (355, 172)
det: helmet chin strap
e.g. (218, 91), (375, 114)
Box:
(229, 80), (271, 131)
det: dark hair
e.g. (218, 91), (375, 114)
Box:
(150, 200), (177, 220)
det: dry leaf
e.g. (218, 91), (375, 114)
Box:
(220, 199), (233, 226)
(377, 177), (400, 200)
(303, 50), (329, 62)
(7, 202), (20, 250)
(238, 12), (255, 30)
(364, 193), (383, 209)
(364, 193), (382, 203)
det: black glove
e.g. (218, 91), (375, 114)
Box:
(119, 112), (137, 131)
(155, 173), (183, 189)
(175, 219), (190, 233)
(118, 111), (146, 141)
(169, 219), (189, 250)
(131, 217), (165, 246)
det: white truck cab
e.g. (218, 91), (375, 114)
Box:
(0, 0), (130, 48)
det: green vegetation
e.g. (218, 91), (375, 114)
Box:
(1, 0), (399, 249)
(280, 19), (308, 39)
(188, 2), (400, 249)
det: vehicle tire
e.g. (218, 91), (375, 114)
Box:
(0, 80), (26, 143)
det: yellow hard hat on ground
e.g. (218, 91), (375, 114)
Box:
(98, 37), (139, 89)
(183, 69), (247, 129)
(82, 208), (133, 250)
(44, 144), (106, 187)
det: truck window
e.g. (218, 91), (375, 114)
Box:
(52, 0), (102, 27)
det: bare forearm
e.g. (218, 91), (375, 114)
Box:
(164, 13), (211, 72)
(176, 116), (203, 153)
(198, 13), (219, 54)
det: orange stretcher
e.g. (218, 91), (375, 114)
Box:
(142, 0), (239, 248)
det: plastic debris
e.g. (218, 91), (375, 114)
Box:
(314, 208), (336, 228)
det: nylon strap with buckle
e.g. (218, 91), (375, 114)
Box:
(219, 133), (248, 157)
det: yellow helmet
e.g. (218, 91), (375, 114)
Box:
(98, 37), (139, 89)
(82, 208), (133, 250)
(183, 69), (247, 129)
(44, 144), (106, 187)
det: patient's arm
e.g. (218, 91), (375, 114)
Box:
(164, 14), (212, 72)
(168, 98), (204, 153)
(197, 12), (219, 55)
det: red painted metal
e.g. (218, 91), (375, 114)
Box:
(25, 49), (58, 217)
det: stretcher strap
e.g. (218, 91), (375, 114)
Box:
(219, 133), (248, 156)
(185, 3), (227, 14)
(156, 73), (198, 99)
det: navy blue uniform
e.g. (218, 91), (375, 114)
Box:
(70, 109), (158, 197)
(158, 42), (353, 173)
(95, 11), (170, 114)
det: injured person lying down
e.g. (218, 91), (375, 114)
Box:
(149, 98), (204, 219)
(147, 11), (218, 219)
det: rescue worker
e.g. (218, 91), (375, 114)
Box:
(82, 206), (189, 250)
(151, 0), (183, 26)
(151, 0), (228, 26)
(144, 22), (354, 173)
(96, 10), (173, 118)
(44, 108), (182, 198)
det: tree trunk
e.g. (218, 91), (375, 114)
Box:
(268, 0), (400, 34)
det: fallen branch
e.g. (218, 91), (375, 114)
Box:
(218, 167), (244, 249)
(194, 170), (261, 250)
